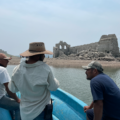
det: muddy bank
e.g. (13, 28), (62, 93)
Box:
(8, 56), (21, 65)
(44, 58), (120, 69)
(8, 57), (120, 69)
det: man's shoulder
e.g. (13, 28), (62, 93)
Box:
(43, 62), (49, 66)
(12, 64), (21, 74)
(42, 62), (51, 69)
(0, 66), (10, 83)
(14, 64), (20, 70)
(91, 73), (112, 87)
(0, 66), (7, 73)
(93, 73), (106, 80)
(91, 73), (106, 84)
(0, 66), (6, 70)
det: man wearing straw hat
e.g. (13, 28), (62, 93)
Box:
(82, 61), (120, 120)
(0, 53), (21, 120)
(8, 42), (59, 120)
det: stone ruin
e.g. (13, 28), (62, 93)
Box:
(98, 34), (119, 56)
(53, 34), (120, 61)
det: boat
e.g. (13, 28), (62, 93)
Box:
(0, 88), (87, 120)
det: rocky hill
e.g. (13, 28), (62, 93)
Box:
(0, 49), (14, 57)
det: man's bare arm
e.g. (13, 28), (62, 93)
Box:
(94, 100), (103, 120)
(4, 82), (20, 103)
(84, 101), (94, 112)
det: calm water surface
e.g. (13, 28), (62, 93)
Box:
(7, 65), (120, 105)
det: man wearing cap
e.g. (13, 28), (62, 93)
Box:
(0, 53), (21, 120)
(8, 42), (59, 120)
(82, 61), (120, 120)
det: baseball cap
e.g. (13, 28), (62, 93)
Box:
(0, 53), (11, 60)
(82, 61), (103, 72)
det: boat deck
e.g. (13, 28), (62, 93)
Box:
(0, 88), (87, 120)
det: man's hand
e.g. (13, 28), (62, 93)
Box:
(16, 98), (21, 103)
(84, 101), (94, 112)
(84, 106), (90, 112)
(4, 82), (20, 103)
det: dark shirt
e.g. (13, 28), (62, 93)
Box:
(90, 73), (120, 119)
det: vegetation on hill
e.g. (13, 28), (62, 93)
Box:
(0, 49), (19, 58)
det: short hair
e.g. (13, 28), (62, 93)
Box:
(97, 70), (103, 74)
(91, 68), (103, 74)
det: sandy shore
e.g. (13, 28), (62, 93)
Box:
(8, 56), (21, 65)
(44, 58), (120, 69)
(8, 57), (120, 68)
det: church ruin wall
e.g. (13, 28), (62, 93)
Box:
(53, 34), (120, 58)
(70, 42), (98, 53)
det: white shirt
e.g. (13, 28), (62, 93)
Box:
(8, 61), (59, 120)
(0, 66), (10, 99)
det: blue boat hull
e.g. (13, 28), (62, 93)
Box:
(0, 88), (87, 120)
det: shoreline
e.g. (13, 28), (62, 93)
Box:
(8, 58), (120, 69)
(8, 56), (21, 65)
(44, 58), (120, 69)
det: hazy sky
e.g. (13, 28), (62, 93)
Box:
(0, 0), (120, 55)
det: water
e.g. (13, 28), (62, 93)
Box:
(7, 65), (120, 105)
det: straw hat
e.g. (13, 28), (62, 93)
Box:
(20, 42), (53, 57)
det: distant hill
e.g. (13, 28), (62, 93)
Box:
(0, 49), (19, 58)
(0, 49), (7, 54)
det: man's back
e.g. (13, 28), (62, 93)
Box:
(91, 73), (120, 119)
(9, 61), (59, 120)
(0, 53), (21, 120)
(0, 66), (10, 99)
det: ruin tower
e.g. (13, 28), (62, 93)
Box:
(97, 34), (119, 56)
(53, 41), (71, 58)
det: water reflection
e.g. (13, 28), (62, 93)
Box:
(7, 65), (120, 105)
